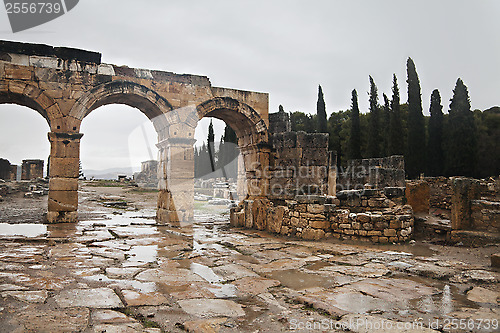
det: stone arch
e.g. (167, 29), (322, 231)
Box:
(196, 97), (270, 199)
(196, 97), (268, 146)
(0, 80), (62, 129)
(69, 80), (173, 132)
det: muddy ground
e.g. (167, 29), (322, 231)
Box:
(0, 181), (498, 332)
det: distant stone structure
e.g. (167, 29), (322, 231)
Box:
(21, 159), (43, 180)
(0, 158), (17, 181)
(134, 160), (158, 188)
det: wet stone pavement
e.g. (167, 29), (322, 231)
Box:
(0, 203), (499, 332)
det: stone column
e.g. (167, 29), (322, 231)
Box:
(328, 151), (337, 196)
(47, 132), (83, 223)
(451, 178), (481, 230)
(156, 137), (195, 225)
(236, 154), (247, 201)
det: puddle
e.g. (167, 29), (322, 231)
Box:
(190, 263), (237, 298)
(305, 261), (333, 270)
(125, 245), (158, 264)
(374, 243), (437, 257)
(268, 270), (342, 290)
(0, 223), (47, 238)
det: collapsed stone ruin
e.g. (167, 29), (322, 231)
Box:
(231, 110), (414, 244)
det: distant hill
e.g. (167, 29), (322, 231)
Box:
(82, 167), (140, 180)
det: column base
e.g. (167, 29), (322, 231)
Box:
(45, 211), (78, 223)
(156, 208), (193, 226)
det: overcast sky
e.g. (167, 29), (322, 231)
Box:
(0, 0), (499, 171)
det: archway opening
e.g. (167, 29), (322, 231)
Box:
(0, 103), (50, 223)
(193, 117), (243, 216)
(79, 104), (159, 215)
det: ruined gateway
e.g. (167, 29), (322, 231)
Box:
(0, 40), (269, 224)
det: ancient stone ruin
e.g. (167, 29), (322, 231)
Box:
(0, 40), (269, 223)
(0, 158), (18, 181)
(21, 159), (44, 180)
(230, 109), (413, 244)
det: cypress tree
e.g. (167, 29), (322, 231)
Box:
(218, 125), (239, 178)
(349, 89), (362, 160)
(406, 58), (426, 178)
(389, 74), (404, 155)
(445, 79), (477, 176)
(382, 93), (391, 156)
(207, 120), (216, 173)
(367, 76), (382, 157)
(317, 85), (328, 133)
(427, 89), (444, 176)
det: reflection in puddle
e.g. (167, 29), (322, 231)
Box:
(126, 245), (158, 264)
(190, 263), (237, 298)
(440, 284), (453, 315)
(268, 270), (342, 290)
(0, 223), (47, 238)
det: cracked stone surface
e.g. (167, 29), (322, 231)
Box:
(0, 183), (498, 332)
(54, 288), (124, 308)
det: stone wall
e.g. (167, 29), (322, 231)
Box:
(21, 159), (43, 180)
(230, 190), (413, 244)
(134, 160), (158, 188)
(337, 155), (405, 191)
(269, 131), (331, 199)
(425, 177), (452, 210)
(267, 110), (333, 199)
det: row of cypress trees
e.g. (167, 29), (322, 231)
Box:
(313, 58), (485, 178)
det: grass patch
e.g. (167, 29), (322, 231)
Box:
(127, 187), (158, 194)
(83, 180), (127, 187)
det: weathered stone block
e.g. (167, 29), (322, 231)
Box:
(310, 220), (330, 229)
(491, 253), (500, 268)
(384, 229), (397, 237)
(405, 180), (430, 214)
(307, 204), (324, 214)
(301, 228), (325, 240)
(48, 190), (78, 212)
(357, 213), (371, 223)
(267, 206), (284, 234)
(49, 157), (79, 178)
(339, 223), (351, 229)
(351, 222), (361, 230)
(49, 178), (78, 191)
(379, 237), (389, 243)
(367, 230), (381, 236)
(244, 200), (254, 229)
(363, 223), (374, 231)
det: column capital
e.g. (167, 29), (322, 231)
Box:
(157, 137), (196, 148)
(48, 132), (84, 142)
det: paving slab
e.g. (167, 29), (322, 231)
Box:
(466, 286), (500, 304)
(135, 268), (204, 283)
(232, 276), (281, 295)
(91, 309), (138, 324)
(11, 306), (90, 332)
(54, 287), (124, 308)
(121, 289), (169, 306)
(1, 290), (48, 303)
(338, 314), (439, 332)
(178, 298), (245, 318)
(212, 263), (258, 281)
